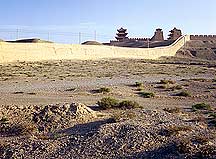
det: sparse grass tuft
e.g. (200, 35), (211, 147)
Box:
(118, 100), (142, 109)
(159, 79), (176, 84)
(170, 85), (183, 90)
(112, 111), (137, 122)
(97, 97), (119, 109)
(0, 122), (36, 137)
(175, 91), (191, 97)
(164, 125), (192, 136)
(163, 107), (181, 113)
(96, 87), (111, 93)
(12, 91), (24, 94)
(192, 103), (212, 111)
(134, 82), (143, 87)
(27, 92), (36, 95)
(36, 133), (51, 140)
(0, 117), (8, 124)
(136, 87), (143, 91)
(65, 88), (76, 92)
(194, 135), (210, 144)
(209, 113), (216, 119)
(139, 92), (155, 98)
(97, 98), (141, 110)
(175, 138), (191, 154)
(156, 84), (167, 89)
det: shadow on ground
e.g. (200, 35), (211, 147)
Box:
(58, 118), (116, 136)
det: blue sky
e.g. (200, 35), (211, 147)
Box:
(0, 0), (216, 43)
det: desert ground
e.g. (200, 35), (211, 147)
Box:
(0, 57), (216, 158)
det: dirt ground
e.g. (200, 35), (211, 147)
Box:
(0, 57), (215, 109)
(0, 57), (216, 158)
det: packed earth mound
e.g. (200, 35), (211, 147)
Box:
(176, 40), (216, 60)
(0, 103), (99, 135)
(6, 38), (53, 43)
(82, 41), (103, 45)
(0, 105), (215, 158)
(32, 103), (97, 133)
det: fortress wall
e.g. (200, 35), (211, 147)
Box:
(129, 38), (149, 41)
(190, 35), (216, 41)
(0, 35), (190, 63)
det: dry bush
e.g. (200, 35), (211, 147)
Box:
(170, 85), (183, 90)
(163, 107), (181, 113)
(139, 92), (155, 98)
(175, 91), (191, 97)
(97, 98), (141, 110)
(164, 125), (192, 137)
(134, 82), (143, 87)
(112, 111), (136, 122)
(95, 87), (111, 93)
(175, 138), (191, 154)
(192, 103), (212, 111)
(97, 97), (119, 109)
(193, 135), (210, 144)
(159, 79), (176, 84)
(156, 84), (167, 89)
(118, 100), (142, 109)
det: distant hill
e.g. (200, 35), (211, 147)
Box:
(176, 40), (216, 60)
(6, 38), (53, 43)
(82, 41), (103, 45)
(0, 39), (4, 42)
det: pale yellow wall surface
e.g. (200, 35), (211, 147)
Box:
(0, 35), (190, 63)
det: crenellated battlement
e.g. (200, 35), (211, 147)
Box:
(129, 38), (149, 41)
(190, 35), (216, 40)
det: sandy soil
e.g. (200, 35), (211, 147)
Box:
(0, 58), (215, 108)
(0, 57), (216, 158)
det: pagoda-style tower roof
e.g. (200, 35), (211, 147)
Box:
(116, 32), (128, 36)
(117, 27), (127, 32)
(115, 27), (128, 41)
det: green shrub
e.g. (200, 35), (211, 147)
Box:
(65, 88), (76, 92)
(139, 92), (155, 98)
(0, 117), (8, 124)
(118, 100), (141, 109)
(135, 82), (143, 87)
(97, 97), (119, 109)
(97, 98), (141, 110)
(156, 84), (167, 89)
(159, 79), (176, 84)
(95, 87), (111, 93)
(136, 88), (143, 91)
(170, 85), (183, 90)
(163, 107), (181, 113)
(175, 91), (191, 97)
(192, 103), (212, 111)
